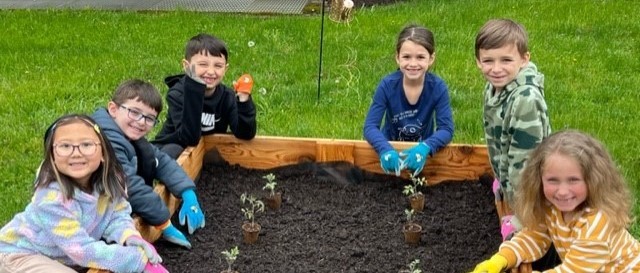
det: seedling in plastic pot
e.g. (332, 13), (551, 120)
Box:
(402, 209), (422, 245)
(403, 175), (426, 212)
(221, 246), (239, 273)
(262, 173), (282, 209)
(240, 193), (265, 244)
(262, 173), (277, 197)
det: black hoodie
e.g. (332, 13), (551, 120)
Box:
(153, 74), (257, 148)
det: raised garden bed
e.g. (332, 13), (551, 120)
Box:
(157, 160), (501, 272)
(86, 134), (531, 273)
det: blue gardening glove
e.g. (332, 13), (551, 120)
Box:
(399, 142), (430, 177)
(125, 235), (162, 264)
(469, 254), (508, 273)
(161, 223), (192, 249)
(179, 189), (205, 234)
(380, 150), (402, 176)
(143, 262), (170, 273)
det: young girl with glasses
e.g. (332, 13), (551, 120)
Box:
(0, 114), (168, 273)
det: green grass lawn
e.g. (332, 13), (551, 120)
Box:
(1, 0), (639, 236)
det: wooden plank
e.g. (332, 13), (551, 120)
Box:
(316, 140), (355, 163)
(204, 134), (493, 184)
(203, 135), (318, 168)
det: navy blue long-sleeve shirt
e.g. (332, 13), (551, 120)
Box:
(363, 70), (454, 155)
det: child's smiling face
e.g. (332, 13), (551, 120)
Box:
(476, 43), (530, 93)
(183, 51), (228, 90)
(53, 121), (103, 188)
(108, 99), (157, 141)
(395, 40), (435, 81)
(542, 152), (588, 219)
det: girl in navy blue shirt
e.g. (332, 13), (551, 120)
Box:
(364, 24), (454, 176)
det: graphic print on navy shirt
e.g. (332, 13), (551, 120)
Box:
(392, 109), (424, 142)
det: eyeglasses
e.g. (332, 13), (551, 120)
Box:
(53, 142), (101, 157)
(119, 105), (157, 126)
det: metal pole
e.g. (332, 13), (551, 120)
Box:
(316, 0), (326, 102)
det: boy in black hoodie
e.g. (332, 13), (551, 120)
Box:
(153, 33), (257, 159)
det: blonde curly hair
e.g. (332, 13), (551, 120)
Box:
(514, 130), (633, 231)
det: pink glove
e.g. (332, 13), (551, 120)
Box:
(143, 262), (169, 273)
(492, 178), (501, 201)
(501, 215), (517, 241)
(126, 235), (162, 264)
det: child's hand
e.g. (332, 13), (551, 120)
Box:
(179, 189), (206, 234)
(161, 223), (192, 249)
(233, 74), (254, 95)
(143, 262), (170, 273)
(492, 178), (502, 201)
(399, 142), (430, 177)
(500, 215), (519, 241)
(468, 254), (507, 273)
(184, 62), (206, 85)
(125, 235), (162, 264)
(380, 150), (402, 176)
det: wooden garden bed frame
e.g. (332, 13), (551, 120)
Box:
(88, 134), (531, 273)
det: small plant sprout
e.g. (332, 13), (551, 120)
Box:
(221, 246), (239, 272)
(240, 193), (265, 225)
(404, 209), (415, 224)
(403, 174), (426, 197)
(407, 259), (422, 273)
(262, 173), (277, 197)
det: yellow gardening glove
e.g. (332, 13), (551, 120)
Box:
(469, 254), (508, 273)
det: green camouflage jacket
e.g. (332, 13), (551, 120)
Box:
(483, 62), (551, 204)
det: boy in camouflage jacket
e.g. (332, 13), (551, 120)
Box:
(474, 19), (551, 238)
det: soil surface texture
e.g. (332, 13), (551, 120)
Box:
(156, 161), (502, 273)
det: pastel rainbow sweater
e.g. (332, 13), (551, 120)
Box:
(0, 182), (147, 272)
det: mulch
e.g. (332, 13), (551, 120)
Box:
(155, 160), (501, 273)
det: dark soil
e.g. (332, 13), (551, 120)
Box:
(156, 161), (502, 273)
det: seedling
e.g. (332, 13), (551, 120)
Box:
(262, 173), (277, 197)
(404, 209), (415, 224)
(240, 193), (265, 226)
(403, 174), (426, 197)
(221, 246), (239, 272)
(406, 259), (422, 273)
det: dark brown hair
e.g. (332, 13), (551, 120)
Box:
(396, 24), (435, 55)
(110, 79), (162, 115)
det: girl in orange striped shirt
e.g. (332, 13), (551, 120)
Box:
(470, 130), (640, 273)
